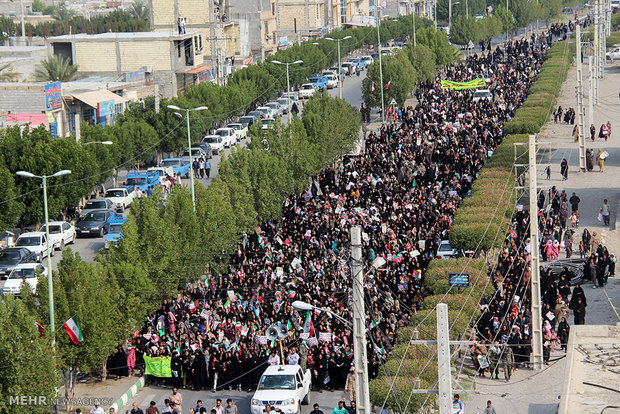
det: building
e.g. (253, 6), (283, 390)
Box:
(149, 0), (242, 82)
(558, 324), (620, 414)
(45, 31), (211, 97)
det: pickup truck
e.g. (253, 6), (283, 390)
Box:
(160, 158), (191, 178)
(124, 170), (160, 194)
(104, 188), (136, 213)
(104, 216), (127, 250)
(308, 75), (328, 92)
(250, 365), (311, 414)
(606, 46), (620, 61)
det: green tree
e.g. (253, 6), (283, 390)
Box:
(29, 251), (132, 405)
(51, 2), (75, 22)
(0, 296), (59, 414)
(363, 52), (416, 107)
(416, 27), (459, 66)
(0, 16), (16, 42)
(128, 1), (150, 21)
(34, 55), (78, 82)
(0, 164), (25, 232)
(406, 44), (437, 82)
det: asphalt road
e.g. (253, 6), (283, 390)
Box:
(124, 385), (349, 414)
(49, 70), (368, 271)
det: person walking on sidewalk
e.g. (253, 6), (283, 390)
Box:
(590, 124), (596, 141)
(560, 158), (569, 180)
(600, 199), (611, 226)
(586, 149), (594, 171)
(596, 149), (605, 172)
(169, 387), (182, 414)
(569, 192), (580, 213)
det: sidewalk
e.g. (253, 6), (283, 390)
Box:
(462, 51), (620, 414)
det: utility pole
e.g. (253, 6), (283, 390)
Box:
(448, 0), (453, 33)
(20, 0), (26, 42)
(528, 134), (544, 370)
(594, 0), (599, 105)
(600, 0), (606, 79)
(375, 7), (385, 123)
(589, 56), (594, 135)
(410, 0), (417, 47)
(350, 226), (371, 414)
(576, 24), (586, 172)
(436, 303), (453, 414)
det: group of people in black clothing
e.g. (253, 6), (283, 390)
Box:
(103, 24), (614, 399)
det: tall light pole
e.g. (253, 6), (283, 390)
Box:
(20, 0), (26, 41)
(409, 0), (417, 47)
(324, 36), (351, 99)
(291, 255), (385, 414)
(16, 169), (72, 345)
(376, 8), (386, 122)
(271, 60), (304, 115)
(167, 105), (208, 212)
(449, 0), (460, 32)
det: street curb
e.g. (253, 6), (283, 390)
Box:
(108, 376), (145, 413)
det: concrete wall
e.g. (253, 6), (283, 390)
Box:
(0, 84), (46, 113)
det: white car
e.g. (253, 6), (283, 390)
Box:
(14, 232), (53, 262)
(216, 127), (237, 147)
(281, 92), (299, 102)
(266, 102), (284, 117)
(147, 166), (175, 184)
(606, 47), (620, 61)
(202, 135), (225, 155)
(276, 98), (291, 114)
(2, 263), (47, 295)
(261, 117), (275, 130)
(250, 365), (311, 414)
(324, 74), (338, 89)
(227, 123), (248, 140)
(472, 89), (493, 102)
(40, 221), (76, 250)
(361, 55), (374, 66)
(298, 83), (316, 99)
(436, 240), (459, 259)
(104, 187), (136, 212)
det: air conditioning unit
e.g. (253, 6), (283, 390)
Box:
(142, 66), (153, 73)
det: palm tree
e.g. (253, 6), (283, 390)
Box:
(34, 55), (78, 82)
(129, 1), (150, 21)
(52, 2), (76, 23)
(0, 63), (19, 81)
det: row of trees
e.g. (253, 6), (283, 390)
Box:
(361, 28), (458, 107)
(0, 95), (360, 413)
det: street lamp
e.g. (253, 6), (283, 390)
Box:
(409, 0), (417, 47)
(166, 105), (208, 211)
(271, 60), (303, 117)
(325, 35), (352, 99)
(83, 141), (113, 146)
(16, 169), (72, 345)
(291, 254), (385, 414)
(449, 1), (461, 32)
(376, 9), (386, 123)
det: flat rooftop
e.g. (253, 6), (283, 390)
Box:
(559, 324), (620, 414)
(48, 31), (199, 42)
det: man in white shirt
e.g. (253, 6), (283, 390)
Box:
(213, 399), (225, 414)
(268, 351), (280, 365)
(89, 402), (104, 414)
(286, 348), (300, 365)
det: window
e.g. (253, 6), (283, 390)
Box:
(340, 0), (347, 23)
(272, 2), (275, 15)
(115, 103), (124, 115)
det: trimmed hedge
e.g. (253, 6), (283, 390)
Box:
(450, 40), (572, 252)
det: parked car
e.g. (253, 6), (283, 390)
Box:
(266, 102), (284, 117)
(75, 209), (116, 238)
(239, 115), (257, 128)
(147, 166), (175, 184)
(160, 158), (191, 178)
(104, 216), (128, 250)
(324, 74), (338, 89)
(247, 110), (265, 120)
(436, 240), (459, 259)
(14, 232), (53, 262)
(2, 263), (47, 295)
(606, 46), (620, 60)
(125, 170), (160, 192)
(250, 365), (311, 414)
(182, 147), (208, 164)
(275, 98), (291, 114)
(80, 198), (116, 217)
(215, 127), (237, 147)
(227, 122), (248, 139)
(191, 142), (213, 158)
(202, 135), (225, 155)
(281, 91), (299, 103)
(261, 117), (275, 129)
(308, 75), (328, 91)
(0, 248), (37, 279)
(348, 57), (366, 70)
(40, 221), (76, 250)
(104, 188), (136, 212)
(361, 55), (374, 66)
(340, 62), (354, 75)
(298, 83), (316, 99)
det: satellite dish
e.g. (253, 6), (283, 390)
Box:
(278, 324), (289, 339)
(267, 325), (279, 341)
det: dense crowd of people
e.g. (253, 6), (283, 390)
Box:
(102, 23), (617, 413)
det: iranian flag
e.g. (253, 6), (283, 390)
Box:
(303, 311), (315, 336)
(384, 80), (391, 90)
(63, 316), (83, 345)
(371, 82), (376, 92)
